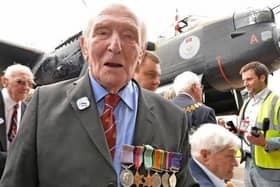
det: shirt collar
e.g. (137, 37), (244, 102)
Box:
(1, 88), (20, 110)
(252, 87), (271, 101)
(89, 75), (135, 110)
(193, 158), (225, 187)
(179, 92), (195, 101)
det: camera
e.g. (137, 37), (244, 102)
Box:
(226, 121), (237, 133)
(251, 126), (261, 137)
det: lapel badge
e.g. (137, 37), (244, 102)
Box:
(0, 117), (4, 125)
(76, 97), (90, 110)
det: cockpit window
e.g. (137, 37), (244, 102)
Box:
(233, 8), (274, 29)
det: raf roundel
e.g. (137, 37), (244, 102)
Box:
(179, 35), (200, 59)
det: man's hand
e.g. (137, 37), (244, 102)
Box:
(246, 132), (266, 147)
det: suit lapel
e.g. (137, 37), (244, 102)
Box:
(20, 102), (26, 116)
(133, 90), (155, 146)
(0, 92), (7, 151)
(66, 74), (113, 167)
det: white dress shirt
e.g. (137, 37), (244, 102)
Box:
(193, 158), (226, 187)
(242, 87), (271, 152)
(1, 88), (22, 149)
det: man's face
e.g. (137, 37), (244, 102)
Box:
(204, 148), (238, 180)
(241, 69), (265, 96)
(81, 5), (143, 93)
(3, 71), (33, 102)
(134, 59), (161, 91)
(192, 83), (203, 102)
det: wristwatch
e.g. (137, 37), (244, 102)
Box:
(264, 142), (269, 152)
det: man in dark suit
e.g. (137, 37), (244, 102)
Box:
(173, 71), (216, 132)
(189, 124), (240, 187)
(0, 64), (34, 176)
(0, 4), (198, 187)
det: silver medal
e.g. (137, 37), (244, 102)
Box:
(169, 173), (177, 187)
(120, 169), (134, 187)
(151, 172), (161, 187)
(161, 172), (170, 187)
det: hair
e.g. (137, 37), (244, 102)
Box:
(144, 51), (160, 64)
(82, 3), (147, 51)
(4, 64), (34, 80)
(135, 51), (160, 73)
(239, 61), (270, 84)
(190, 123), (240, 158)
(173, 71), (200, 95)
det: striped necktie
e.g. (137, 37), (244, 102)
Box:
(100, 94), (120, 158)
(8, 103), (19, 142)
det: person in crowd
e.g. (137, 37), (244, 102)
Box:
(173, 71), (216, 132)
(161, 86), (176, 100)
(189, 123), (240, 187)
(0, 4), (198, 187)
(238, 61), (280, 187)
(0, 64), (34, 176)
(133, 50), (161, 91)
(217, 118), (226, 127)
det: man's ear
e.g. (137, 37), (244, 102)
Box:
(191, 83), (197, 92)
(1, 77), (8, 88)
(200, 149), (210, 160)
(137, 50), (145, 65)
(260, 74), (266, 83)
(80, 37), (88, 61)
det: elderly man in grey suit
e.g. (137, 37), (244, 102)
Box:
(0, 4), (198, 187)
(0, 64), (34, 177)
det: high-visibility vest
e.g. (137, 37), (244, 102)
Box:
(254, 92), (280, 169)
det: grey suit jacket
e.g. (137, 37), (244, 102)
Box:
(0, 74), (198, 187)
(189, 158), (216, 187)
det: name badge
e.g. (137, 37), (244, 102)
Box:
(239, 119), (250, 132)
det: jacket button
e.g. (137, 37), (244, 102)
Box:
(107, 183), (116, 187)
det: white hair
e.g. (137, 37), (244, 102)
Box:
(173, 71), (200, 95)
(82, 3), (147, 51)
(4, 64), (33, 80)
(190, 123), (240, 158)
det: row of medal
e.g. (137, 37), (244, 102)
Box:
(120, 144), (183, 187)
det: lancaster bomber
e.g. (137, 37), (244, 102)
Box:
(155, 6), (280, 114)
(0, 6), (280, 115)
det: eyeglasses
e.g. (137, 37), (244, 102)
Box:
(196, 84), (204, 90)
(15, 79), (35, 87)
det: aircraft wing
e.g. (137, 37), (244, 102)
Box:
(0, 39), (43, 74)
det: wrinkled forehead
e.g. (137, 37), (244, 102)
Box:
(11, 71), (33, 79)
(7, 69), (32, 79)
(87, 4), (141, 35)
(100, 4), (139, 24)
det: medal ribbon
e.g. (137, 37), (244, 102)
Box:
(134, 146), (144, 170)
(152, 149), (164, 170)
(144, 145), (154, 170)
(120, 144), (134, 164)
(170, 152), (183, 171)
(163, 151), (170, 171)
